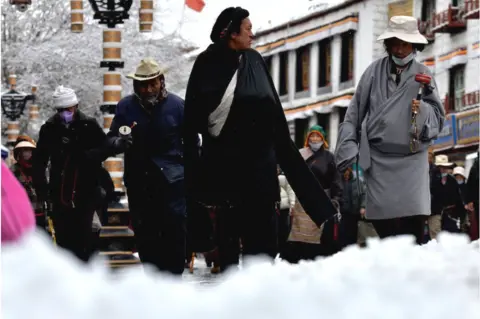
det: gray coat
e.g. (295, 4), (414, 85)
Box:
(335, 57), (445, 220)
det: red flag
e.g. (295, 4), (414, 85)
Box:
(185, 0), (205, 12)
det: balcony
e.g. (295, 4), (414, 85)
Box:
(462, 90), (480, 109)
(431, 5), (466, 34)
(463, 0), (479, 19)
(418, 20), (435, 42)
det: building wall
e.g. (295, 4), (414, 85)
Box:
(415, 2), (480, 104)
(255, 0), (384, 150)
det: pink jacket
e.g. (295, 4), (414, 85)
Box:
(2, 160), (35, 244)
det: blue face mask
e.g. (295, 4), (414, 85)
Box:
(391, 51), (416, 66)
(457, 180), (464, 185)
(441, 173), (448, 177)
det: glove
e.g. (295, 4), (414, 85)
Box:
(113, 135), (133, 153)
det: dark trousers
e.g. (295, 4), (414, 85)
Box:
(340, 214), (359, 248)
(277, 208), (291, 255)
(371, 215), (425, 245)
(282, 242), (322, 263)
(127, 169), (186, 276)
(214, 200), (277, 272)
(51, 203), (95, 262)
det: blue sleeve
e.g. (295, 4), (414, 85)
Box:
(107, 100), (128, 138)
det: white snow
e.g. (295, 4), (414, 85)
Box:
(2, 230), (480, 319)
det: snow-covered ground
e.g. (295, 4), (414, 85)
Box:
(2, 230), (479, 319)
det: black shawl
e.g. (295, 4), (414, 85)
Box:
(183, 43), (336, 250)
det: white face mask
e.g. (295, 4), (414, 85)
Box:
(391, 51), (416, 66)
(309, 141), (323, 152)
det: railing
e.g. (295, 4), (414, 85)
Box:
(463, 0), (480, 18)
(464, 0), (479, 13)
(418, 20), (435, 41)
(462, 90), (480, 109)
(431, 5), (466, 33)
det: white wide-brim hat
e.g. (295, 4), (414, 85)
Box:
(453, 166), (466, 178)
(377, 15), (428, 44)
(435, 155), (453, 167)
(127, 57), (168, 81)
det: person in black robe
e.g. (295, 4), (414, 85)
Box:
(183, 7), (337, 272)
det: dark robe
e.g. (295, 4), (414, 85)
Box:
(183, 43), (336, 252)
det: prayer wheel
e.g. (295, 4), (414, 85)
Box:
(103, 71), (122, 107)
(8, 74), (17, 89)
(103, 114), (114, 134)
(6, 121), (20, 144)
(103, 29), (122, 62)
(104, 157), (124, 192)
(139, 0), (154, 32)
(70, 0), (84, 33)
(29, 104), (40, 121)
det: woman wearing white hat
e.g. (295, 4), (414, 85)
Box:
(32, 85), (111, 262)
(335, 16), (445, 244)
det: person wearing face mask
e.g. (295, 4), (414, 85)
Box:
(430, 155), (465, 235)
(282, 125), (343, 262)
(106, 58), (189, 276)
(335, 16), (444, 245)
(11, 137), (46, 232)
(32, 85), (111, 262)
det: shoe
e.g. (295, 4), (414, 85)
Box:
(210, 266), (220, 274)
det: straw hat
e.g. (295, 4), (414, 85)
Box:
(14, 141), (36, 150)
(377, 16), (428, 44)
(453, 166), (466, 178)
(127, 58), (167, 81)
(435, 155), (453, 167)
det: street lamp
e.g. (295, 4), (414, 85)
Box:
(88, 0), (133, 28)
(1, 88), (32, 121)
(9, 0), (32, 12)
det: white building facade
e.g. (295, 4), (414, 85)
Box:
(254, 0), (479, 164)
(415, 0), (479, 165)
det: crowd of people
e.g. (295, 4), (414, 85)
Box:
(1, 10), (478, 277)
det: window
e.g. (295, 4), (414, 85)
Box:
(294, 118), (308, 148)
(339, 107), (347, 124)
(340, 31), (355, 83)
(295, 45), (310, 93)
(318, 38), (331, 87)
(420, 0), (435, 21)
(452, 0), (464, 7)
(264, 56), (272, 75)
(448, 65), (465, 111)
(279, 51), (288, 96)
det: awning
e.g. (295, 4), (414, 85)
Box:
(256, 15), (358, 57)
(284, 93), (353, 121)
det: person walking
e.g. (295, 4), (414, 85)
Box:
(183, 7), (336, 272)
(32, 86), (110, 262)
(106, 58), (187, 275)
(335, 16), (444, 244)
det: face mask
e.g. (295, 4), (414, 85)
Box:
(391, 51), (416, 66)
(309, 141), (323, 152)
(457, 180), (464, 185)
(441, 173), (448, 177)
(60, 110), (74, 123)
(21, 150), (32, 161)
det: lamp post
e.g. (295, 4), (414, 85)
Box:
(1, 74), (34, 147)
(88, 0), (138, 269)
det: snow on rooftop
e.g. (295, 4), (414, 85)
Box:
(2, 230), (479, 319)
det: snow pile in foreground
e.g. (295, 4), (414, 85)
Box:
(2, 231), (480, 319)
